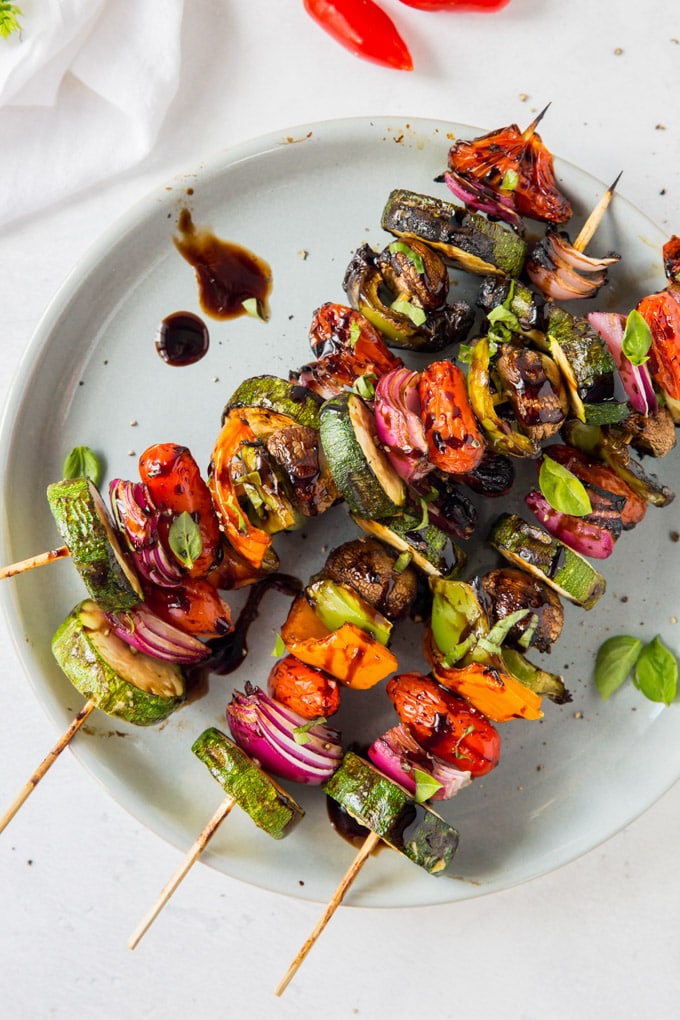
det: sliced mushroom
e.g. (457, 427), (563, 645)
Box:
(496, 344), (569, 442)
(480, 567), (564, 653)
(265, 425), (338, 516)
(320, 537), (418, 621)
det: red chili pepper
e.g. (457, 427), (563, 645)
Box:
(398, 0), (510, 8)
(303, 0), (413, 70)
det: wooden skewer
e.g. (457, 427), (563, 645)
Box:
(0, 545), (70, 580)
(521, 102), (551, 140)
(127, 794), (237, 951)
(573, 172), (623, 253)
(275, 830), (381, 997)
(0, 699), (95, 834)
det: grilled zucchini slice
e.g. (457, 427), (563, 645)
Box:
(320, 392), (406, 518)
(47, 477), (143, 612)
(489, 513), (606, 610)
(52, 600), (185, 725)
(324, 751), (460, 876)
(192, 727), (304, 840)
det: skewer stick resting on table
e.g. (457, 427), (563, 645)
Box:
(0, 699), (95, 834)
(127, 794), (237, 950)
(275, 830), (381, 997)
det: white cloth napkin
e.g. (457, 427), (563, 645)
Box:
(0, 0), (184, 228)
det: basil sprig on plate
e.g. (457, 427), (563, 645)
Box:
(595, 634), (678, 705)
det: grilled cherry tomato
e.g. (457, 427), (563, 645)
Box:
(399, 0), (510, 8)
(268, 654), (341, 719)
(297, 302), (403, 398)
(447, 119), (572, 224)
(142, 577), (232, 639)
(386, 672), (501, 776)
(139, 443), (222, 579)
(418, 360), (485, 474)
(636, 288), (680, 401)
(303, 0), (413, 71)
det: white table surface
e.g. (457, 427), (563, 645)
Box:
(1, 1), (680, 1017)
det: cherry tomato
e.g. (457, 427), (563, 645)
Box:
(139, 443), (222, 578)
(418, 360), (485, 474)
(447, 121), (572, 224)
(142, 577), (232, 638)
(268, 654), (341, 719)
(637, 289), (680, 401)
(304, 0), (413, 71)
(386, 672), (501, 776)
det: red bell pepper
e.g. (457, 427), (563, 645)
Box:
(303, 0), (413, 70)
(398, 0), (510, 9)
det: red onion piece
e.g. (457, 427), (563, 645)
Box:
(374, 367), (433, 483)
(527, 231), (620, 301)
(368, 724), (472, 801)
(227, 684), (342, 785)
(442, 169), (523, 232)
(106, 604), (209, 664)
(525, 489), (615, 559)
(587, 311), (658, 415)
(131, 537), (185, 588)
(109, 479), (157, 550)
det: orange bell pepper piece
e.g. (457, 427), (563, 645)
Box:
(433, 660), (543, 723)
(209, 412), (272, 569)
(280, 593), (397, 689)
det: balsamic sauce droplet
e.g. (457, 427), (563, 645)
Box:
(173, 207), (272, 321)
(155, 311), (210, 366)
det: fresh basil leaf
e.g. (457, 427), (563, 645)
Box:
(167, 511), (203, 570)
(62, 446), (101, 486)
(487, 304), (520, 331)
(457, 343), (475, 365)
(621, 309), (652, 367)
(594, 635), (643, 700)
(633, 635), (677, 705)
(480, 610), (536, 657)
(413, 769), (442, 804)
(390, 298), (427, 327)
(539, 455), (592, 516)
(349, 319), (361, 350)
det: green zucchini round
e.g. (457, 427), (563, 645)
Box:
(323, 751), (459, 876)
(47, 477), (143, 612)
(52, 601), (185, 725)
(223, 375), (322, 429)
(319, 392), (405, 519)
(192, 727), (304, 840)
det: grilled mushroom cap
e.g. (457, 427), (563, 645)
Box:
(480, 567), (564, 653)
(320, 538), (418, 621)
(496, 344), (568, 442)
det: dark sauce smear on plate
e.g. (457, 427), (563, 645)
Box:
(187, 573), (303, 693)
(174, 207), (272, 321)
(155, 311), (210, 366)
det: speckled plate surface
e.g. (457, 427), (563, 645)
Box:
(1, 117), (678, 907)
